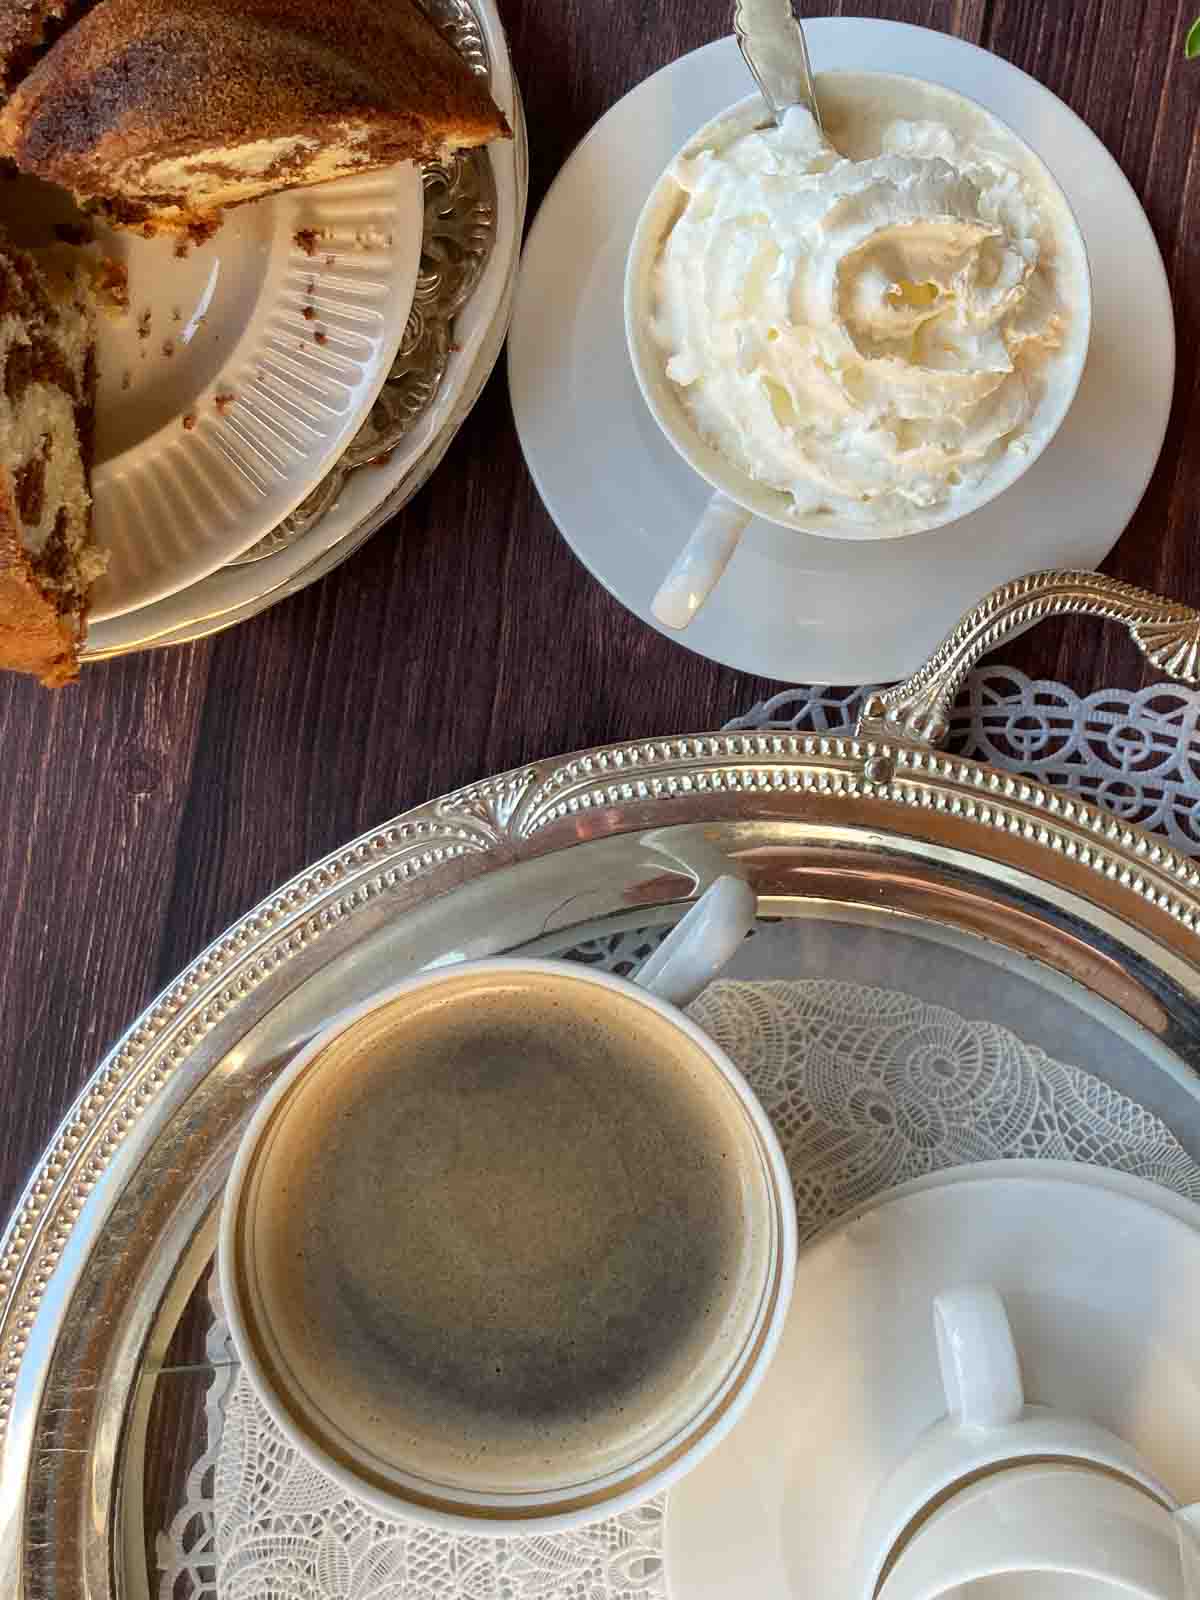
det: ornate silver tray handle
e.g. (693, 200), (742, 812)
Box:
(857, 570), (1200, 748)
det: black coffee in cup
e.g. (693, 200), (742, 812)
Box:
(237, 968), (772, 1494)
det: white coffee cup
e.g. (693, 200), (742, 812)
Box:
(624, 72), (1092, 630)
(857, 1285), (1199, 1600)
(220, 877), (797, 1535)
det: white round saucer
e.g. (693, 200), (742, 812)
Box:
(665, 1164), (1200, 1600)
(883, 1156), (1200, 1231)
(507, 20), (1174, 683)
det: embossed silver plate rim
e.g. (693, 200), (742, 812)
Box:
(4, 733), (1200, 1596)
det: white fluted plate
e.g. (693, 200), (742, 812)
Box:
(83, 165), (421, 620)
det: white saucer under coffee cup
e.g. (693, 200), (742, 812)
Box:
(624, 72), (1092, 630)
(220, 876), (797, 1536)
(857, 1285), (1200, 1600)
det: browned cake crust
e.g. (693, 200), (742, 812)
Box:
(0, 0), (93, 92)
(0, 0), (510, 229)
(0, 496), (82, 686)
(0, 238), (97, 688)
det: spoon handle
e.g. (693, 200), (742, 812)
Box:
(733, 0), (823, 130)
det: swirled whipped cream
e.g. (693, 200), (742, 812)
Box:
(651, 96), (1086, 529)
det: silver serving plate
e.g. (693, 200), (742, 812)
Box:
(81, 0), (527, 660)
(5, 573), (1200, 1597)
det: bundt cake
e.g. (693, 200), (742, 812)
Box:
(0, 234), (100, 686)
(0, 0), (510, 236)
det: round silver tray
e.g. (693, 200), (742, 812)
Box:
(6, 741), (1200, 1596)
(5, 576), (1200, 1596)
(81, 0), (527, 660)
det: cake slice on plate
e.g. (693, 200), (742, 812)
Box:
(0, 0), (510, 237)
(0, 234), (100, 686)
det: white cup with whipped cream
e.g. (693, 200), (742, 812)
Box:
(624, 72), (1092, 629)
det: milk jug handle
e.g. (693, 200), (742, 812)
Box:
(933, 1285), (1025, 1430)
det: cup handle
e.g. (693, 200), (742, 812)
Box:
(934, 1286), (1025, 1430)
(634, 875), (757, 1009)
(651, 492), (751, 630)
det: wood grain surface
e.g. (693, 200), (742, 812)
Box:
(2, 3), (1199, 1518)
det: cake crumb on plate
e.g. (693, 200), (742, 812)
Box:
(95, 258), (129, 312)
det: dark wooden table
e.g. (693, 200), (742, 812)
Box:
(2, 0), (1199, 1224)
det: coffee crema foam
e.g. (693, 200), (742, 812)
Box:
(244, 972), (771, 1494)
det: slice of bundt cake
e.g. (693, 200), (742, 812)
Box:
(0, 0), (510, 237)
(0, 234), (100, 686)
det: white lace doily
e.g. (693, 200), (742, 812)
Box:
(727, 668), (1200, 858)
(157, 975), (1200, 1600)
